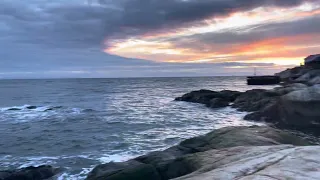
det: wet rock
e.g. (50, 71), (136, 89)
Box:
(206, 98), (229, 108)
(0, 165), (61, 180)
(175, 89), (218, 104)
(175, 89), (241, 106)
(232, 89), (278, 112)
(309, 76), (320, 85)
(44, 106), (63, 112)
(243, 101), (279, 122)
(271, 83), (308, 96)
(219, 90), (243, 102)
(26, 106), (38, 110)
(7, 108), (21, 111)
(87, 126), (310, 180)
(86, 160), (161, 180)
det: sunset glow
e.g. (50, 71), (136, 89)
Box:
(105, 2), (320, 66)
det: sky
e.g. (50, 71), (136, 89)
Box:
(1, 0), (320, 78)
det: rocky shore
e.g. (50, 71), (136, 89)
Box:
(1, 63), (320, 180)
(85, 126), (314, 180)
(176, 64), (320, 136)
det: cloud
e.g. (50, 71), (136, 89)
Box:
(0, 0), (319, 78)
(1, 0), (317, 48)
(183, 14), (320, 45)
(165, 14), (320, 57)
(106, 4), (320, 64)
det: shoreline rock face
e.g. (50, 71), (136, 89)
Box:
(86, 126), (311, 180)
(0, 165), (61, 180)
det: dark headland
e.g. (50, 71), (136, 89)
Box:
(1, 55), (320, 180)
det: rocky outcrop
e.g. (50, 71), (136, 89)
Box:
(175, 89), (279, 112)
(295, 69), (320, 84)
(275, 64), (320, 85)
(278, 85), (320, 129)
(86, 126), (311, 180)
(243, 85), (320, 134)
(176, 80), (320, 134)
(275, 66), (311, 82)
(0, 165), (61, 180)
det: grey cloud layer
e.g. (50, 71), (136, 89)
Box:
(1, 0), (317, 48)
(0, 0), (318, 78)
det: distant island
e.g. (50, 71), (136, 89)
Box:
(1, 54), (320, 180)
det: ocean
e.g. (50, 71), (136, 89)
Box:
(0, 77), (276, 179)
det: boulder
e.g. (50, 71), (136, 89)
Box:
(0, 165), (61, 180)
(173, 145), (320, 180)
(86, 126), (310, 180)
(245, 85), (320, 134)
(278, 85), (320, 129)
(243, 84), (308, 121)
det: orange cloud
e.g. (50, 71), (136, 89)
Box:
(104, 2), (320, 66)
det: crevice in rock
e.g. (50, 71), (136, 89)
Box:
(254, 174), (284, 180)
(234, 149), (295, 180)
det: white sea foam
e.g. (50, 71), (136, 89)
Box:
(71, 108), (82, 114)
(0, 104), (32, 111)
(58, 168), (93, 180)
(0, 104), (92, 123)
(98, 153), (135, 163)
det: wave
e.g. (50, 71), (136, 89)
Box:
(0, 105), (98, 123)
(0, 105), (63, 112)
(1, 152), (136, 180)
(0, 105), (97, 113)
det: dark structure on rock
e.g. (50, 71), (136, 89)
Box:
(247, 76), (280, 85)
(305, 54), (320, 68)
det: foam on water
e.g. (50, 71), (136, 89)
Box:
(0, 105), (94, 123)
(98, 153), (136, 163)
(58, 168), (93, 180)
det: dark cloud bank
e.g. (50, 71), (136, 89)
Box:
(0, 0), (319, 78)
